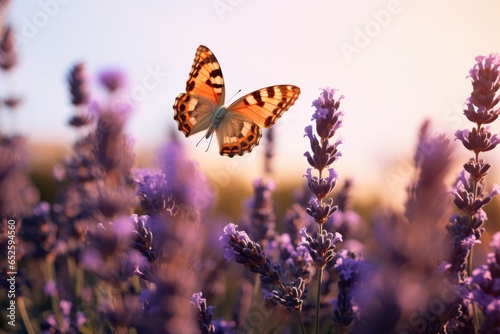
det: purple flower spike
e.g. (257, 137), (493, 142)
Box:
(190, 292), (215, 334)
(467, 53), (500, 112)
(306, 196), (338, 225)
(312, 87), (344, 140)
(98, 68), (127, 92)
(455, 127), (500, 154)
(304, 168), (338, 200)
(135, 169), (177, 216)
(300, 227), (342, 269)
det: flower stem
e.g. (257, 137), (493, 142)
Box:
(315, 266), (323, 334)
(248, 275), (261, 334)
(18, 297), (36, 334)
(468, 154), (480, 334)
(298, 311), (306, 334)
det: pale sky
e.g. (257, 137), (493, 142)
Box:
(5, 0), (500, 202)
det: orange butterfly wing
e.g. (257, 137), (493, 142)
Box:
(173, 45), (225, 136)
(215, 85), (301, 157)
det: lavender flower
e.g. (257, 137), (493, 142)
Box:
(302, 87), (345, 334)
(440, 52), (500, 331)
(191, 292), (216, 334)
(283, 204), (312, 247)
(98, 68), (127, 93)
(3, 95), (21, 110)
(158, 139), (212, 224)
(138, 239), (199, 334)
(264, 127), (275, 175)
(455, 127), (500, 155)
(469, 232), (500, 333)
(311, 87), (344, 140)
(405, 120), (454, 224)
(332, 250), (365, 330)
(19, 202), (57, 259)
(219, 223), (306, 312)
(303, 88), (344, 229)
(305, 196), (337, 227)
(0, 25), (17, 71)
(263, 278), (306, 312)
(284, 244), (316, 284)
(40, 300), (86, 334)
(299, 227), (342, 270)
(303, 125), (342, 173)
(304, 168), (338, 201)
(130, 214), (156, 262)
(466, 53), (500, 117)
(67, 62), (90, 107)
(244, 178), (276, 244)
(135, 169), (177, 216)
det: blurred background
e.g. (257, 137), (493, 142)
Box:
(3, 0), (500, 212)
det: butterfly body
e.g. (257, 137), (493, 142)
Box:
(205, 106), (228, 139)
(173, 45), (300, 157)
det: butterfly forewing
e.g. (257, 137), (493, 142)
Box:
(228, 85), (301, 128)
(173, 45), (226, 136)
(184, 45), (225, 104)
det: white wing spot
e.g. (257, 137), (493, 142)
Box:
(244, 95), (257, 105)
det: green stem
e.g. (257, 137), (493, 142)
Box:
(248, 275), (261, 334)
(466, 245), (479, 333)
(45, 259), (64, 329)
(467, 146), (480, 334)
(315, 266), (324, 334)
(298, 311), (306, 334)
(315, 169), (324, 334)
(18, 297), (36, 334)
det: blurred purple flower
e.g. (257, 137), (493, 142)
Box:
(130, 214), (156, 262)
(191, 292), (216, 334)
(41, 300), (87, 333)
(43, 280), (57, 297)
(332, 250), (365, 329)
(67, 62), (90, 107)
(158, 139), (212, 223)
(244, 178), (276, 244)
(98, 68), (127, 92)
(135, 169), (177, 216)
(3, 95), (21, 110)
(0, 25), (17, 71)
(469, 231), (500, 332)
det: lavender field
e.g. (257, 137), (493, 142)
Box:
(1, 1), (500, 334)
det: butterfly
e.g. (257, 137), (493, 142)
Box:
(173, 45), (300, 157)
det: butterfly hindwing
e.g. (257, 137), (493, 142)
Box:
(173, 93), (219, 136)
(215, 113), (263, 157)
(228, 85), (301, 128)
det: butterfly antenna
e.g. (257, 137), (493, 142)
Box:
(226, 89), (242, 104)
(196, 136), (205, 147)
(205, 132), (214, 152)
